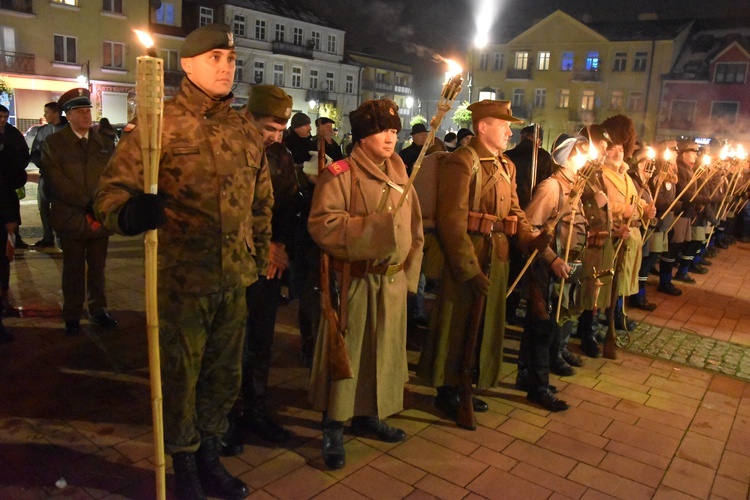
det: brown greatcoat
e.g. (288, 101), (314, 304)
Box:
(307, 144), (424, 421)
(417, 138), (537, 390)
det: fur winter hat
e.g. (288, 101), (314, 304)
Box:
(350, 98), (402, 142)
(601, 114), (637, 158)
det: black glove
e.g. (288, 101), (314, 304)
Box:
(118, 193), (167, 236)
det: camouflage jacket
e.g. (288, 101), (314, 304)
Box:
(94, 77), (273, 294)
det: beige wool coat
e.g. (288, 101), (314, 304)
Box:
(307, 145), (424, 421)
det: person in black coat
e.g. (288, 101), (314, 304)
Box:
(0, 104), (29, 319)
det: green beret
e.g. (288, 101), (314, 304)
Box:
(248, 85), (292, 121)
(182, 23), (235, 58)
(58, 87), (92, 113)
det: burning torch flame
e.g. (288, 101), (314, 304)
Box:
(134, 30), (155, 49)
(572, 152), (588, 171)
(737, 144), (748, 160)
(647, 147), (656, 160)
(663, 148), (672, 162)
(440, 57), (463, 81)
(587, 140), (598, 161)
(701, 154), (711, 166)
(720, 145), (730, 160)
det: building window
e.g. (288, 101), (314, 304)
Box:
(710, 101), (739, 124)
(253, 61), (264, 84)
(234, 60), (243, 82)
(715, 63), (747, 84)
(160, 49), (179, 71)
(255, 20), (266, 40)
(310, 69), (318, 89)
(633, 51), (648, 71)
(345, 75), (354, 94)
(561, 52), (574, 71)
(534, 88), (546, 108)
(613, 52), (627, 71)
(102, 0), (122, 14)
(512, 88), (525, 108)
(628, 91), (644, 111)
(670, 100), (696, 125)
(585, 51), (599, 71)
(479, 53), (488, 70)
(52, 0), (77, 5)
(310, 31), (320, 50)
(274, 23), (285, 42)
(609, 90), (623, 110)
(493, 53), (504, 71)
(53, 34), (76, 63)
(327, 34), (337, 53)
(538, 51), (550, 71)
(233, 15), (246, 37)
(376, 72), (386, 84)
(325, 72), (335, 91)
(291, 67), (302, 87)
(155, 2), (174, 25)
(271, 64), (283, 86)
(102, 41), (124, 68)
(557, 89), (570, 108)
(293, 27), (303, 46)
(199, 7), (213, 27)
(581, 90), (595, 110)
(514, 51), (529, 70)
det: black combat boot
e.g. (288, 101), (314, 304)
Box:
(219, 411), (244, 457)
(196, 437), (249, 499)
(172, 452), (207, 500)
(321, 417), (345, 470)
(577, 310), (601, 358)
(549, 323), (575, 377)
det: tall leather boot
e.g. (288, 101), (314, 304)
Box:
(526, 320), (569, 412)
(172, 452), (207, 500)
(241, 355), (290, 444)
(549, 322), (574, 376)
(196, 437), (249, 499)
(321, 416), (345, 470)
(577, 309), (600, 358)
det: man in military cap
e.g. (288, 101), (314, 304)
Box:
(220, 85), (294, 454)
(418, 100), (551, 425)
(307, 98), (424, 469)
(95, 23), (271, 500)
(315, 116), (344, 163)
(41, 88), (116, 336)
(399, 122), (429, 175)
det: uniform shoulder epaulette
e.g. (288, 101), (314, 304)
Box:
(327, 160), (350, 176)
(123, 123), (136, 133)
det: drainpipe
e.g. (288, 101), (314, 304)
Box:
(643, 38), (656, 141)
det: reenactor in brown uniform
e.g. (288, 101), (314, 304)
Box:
(307, 98), (424, 469)
(417, 100), (550, 425)
(95, 24), (272, 499)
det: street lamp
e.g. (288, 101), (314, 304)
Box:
(78, 60), (91, 92)
(405, 96), (414, 129)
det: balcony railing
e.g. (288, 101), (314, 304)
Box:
(507, 68), (532, 80)
(271, 41), (313, 59)
(573, 70), (601, 82)
(0, 0), (32, 13)
(0, 51), (34, 74)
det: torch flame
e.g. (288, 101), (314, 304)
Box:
(737, 144), (748, 160)
(572, 152), (587, 171)
(647, 147), (656, 160)
(701, 154), (711, 165)
(134, 29), (155, 49)
(439, 57), (463, 79)
(663, 148), (672, 162)
(720, 145), (730, 160)
(587, 139), (598, 160)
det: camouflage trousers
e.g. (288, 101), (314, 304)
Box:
(158, 286), (247, 455)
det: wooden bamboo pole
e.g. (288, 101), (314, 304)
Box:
(136, 46), (166, 500)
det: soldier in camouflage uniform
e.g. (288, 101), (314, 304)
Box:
(94, 24), (271, 500)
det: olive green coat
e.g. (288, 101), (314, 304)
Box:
(417, 138), (537, 390)
(307, 145), (424, 421)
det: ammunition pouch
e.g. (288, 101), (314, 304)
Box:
(587, 230), (609, 248)
(467, 211), (517, 237)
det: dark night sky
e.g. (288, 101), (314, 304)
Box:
(296, 0), (748, 94)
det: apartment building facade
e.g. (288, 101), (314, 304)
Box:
(470, 10), (692, 147)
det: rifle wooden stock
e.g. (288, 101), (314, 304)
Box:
(319, 253), (354, 381)
(456, 239), (492, 430)
(603, 244), (623, 360)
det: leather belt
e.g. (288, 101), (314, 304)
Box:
(331, 259), (404, 278)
